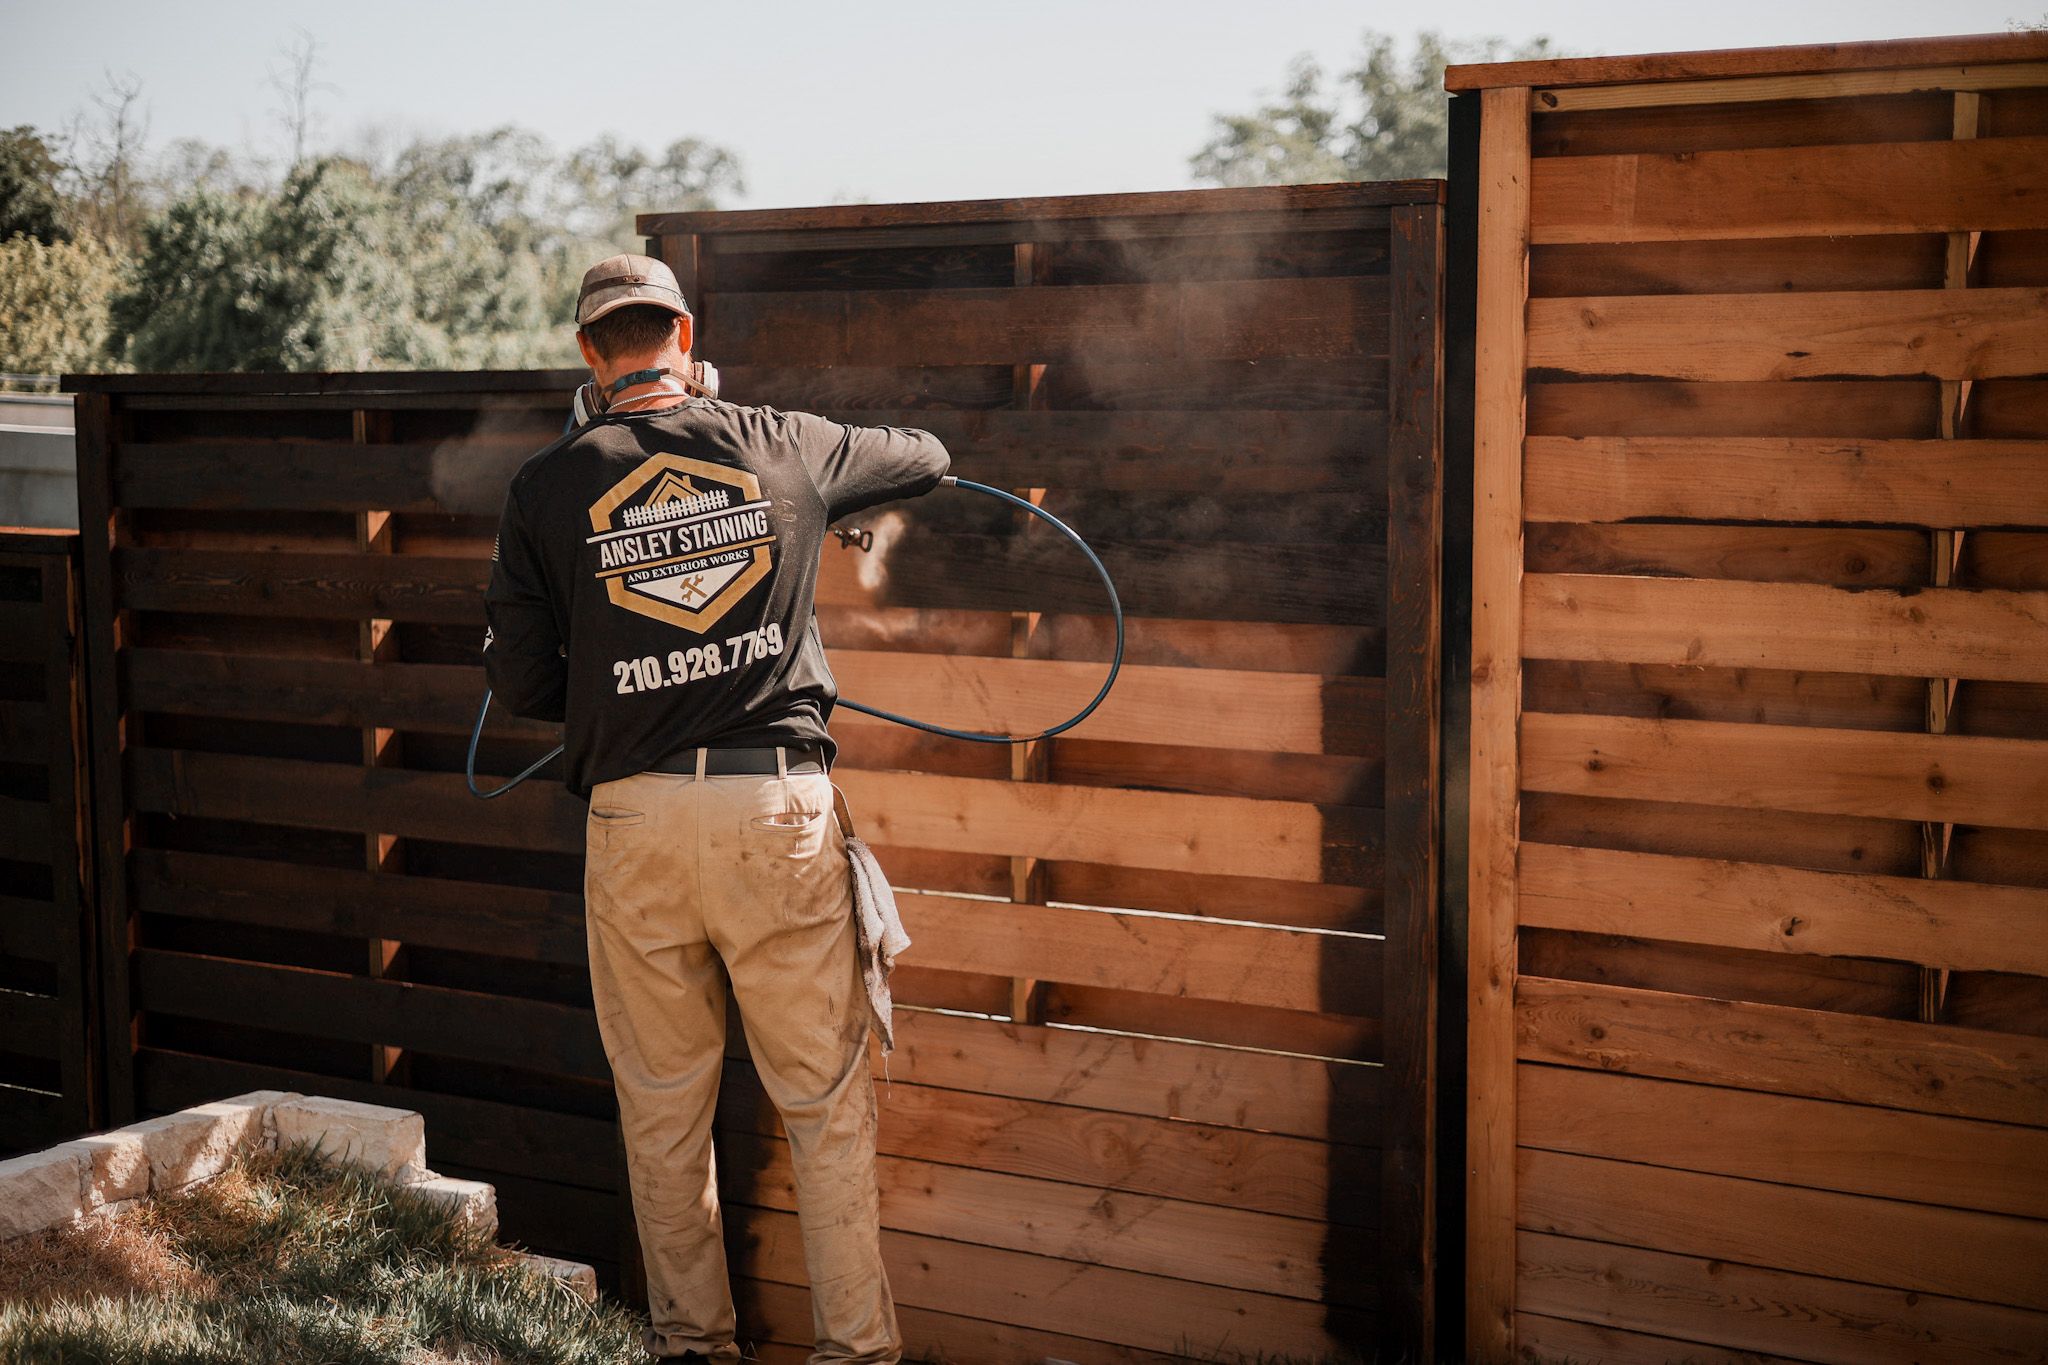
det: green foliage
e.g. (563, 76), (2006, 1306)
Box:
(0, 233), (126, 375)
(0, 1140), (648, 1365)
(0, 127), (70, 244)
(1193, 29), (1556, 185)
(11, 66), (742, 374)
(111, 157), (566, 372)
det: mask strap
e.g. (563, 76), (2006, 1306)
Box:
(606, 367), (679, 397)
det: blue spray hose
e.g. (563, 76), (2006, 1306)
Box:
(466, 476), (1124, 798)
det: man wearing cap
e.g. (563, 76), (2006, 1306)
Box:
(483, 254), (948, 1363)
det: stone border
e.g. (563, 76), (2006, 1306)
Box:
(0, 1090), (594, 1303)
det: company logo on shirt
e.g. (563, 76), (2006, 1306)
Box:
(586, 453), (776, 633)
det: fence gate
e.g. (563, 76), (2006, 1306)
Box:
(1453, 30), (2048, 1364)
(67, 178), (1443, 1362)
(0, 528), (98, 1155)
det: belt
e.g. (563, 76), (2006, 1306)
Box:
(647, 743), (825, 776)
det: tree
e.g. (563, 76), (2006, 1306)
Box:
(109, 152), (575, 372)
(61, 70), (152, 252)
(0, 235), (124, 374)
(0, 127), (70, 244)
(1192, 29), (1555, 185)
(562, 134), (744, 246)
(267, 28), (337, 169)
(112, 160), (443, 371)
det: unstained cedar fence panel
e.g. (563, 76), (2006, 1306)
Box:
(65, 179), (1443, 1363)
(1455, 31), (2048, 1365)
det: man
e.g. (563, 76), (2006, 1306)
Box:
(483, 253), (948, 1364)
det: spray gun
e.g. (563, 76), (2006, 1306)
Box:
(467, 375), (1124, 797)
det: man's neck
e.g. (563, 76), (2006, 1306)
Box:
(598, 353), (694, 412)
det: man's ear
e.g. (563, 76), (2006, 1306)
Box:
(676, 312), (694, 356)
(575, 329), (601, 370)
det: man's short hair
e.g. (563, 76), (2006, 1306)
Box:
(580, 304), (681, 362)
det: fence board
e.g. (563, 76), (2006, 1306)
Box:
(900, 895), (1379, 1013)
(1518, 1230), (2048, 1365)
(1523, 574), (2048, 682)
(1524, 435), (2048, 526)
(1521, 842), (2048, 975)
(1532, 134), (2048, 243)
(732, 1207), (1375, 1358)
(1518, 976), (2048, 1126)
(1519, 1065), (2048, 1219)
(724, 1129), (1351, 1301)
(1528, 286), (2048, 381)
(1522, 712), (2048, 829)
(710, 278), (1389, 366)
(1522, 1147), (2048, 1310)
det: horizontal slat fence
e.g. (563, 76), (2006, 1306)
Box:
(0, 528), (98, 1154)
(1453, 30), (2048, 1365)
(650, 182), (1443, 1362)
(65, 180), (1444, 1361)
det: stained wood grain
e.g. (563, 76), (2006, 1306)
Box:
(1448, 31), (2048, 93)
(1520, 842), (2048, 976)
(1523, 574), (2048, 683)
(1531, 136), (2048, 243)
(737, 1276), (1187, 1365)
(1517, 1229), (2048, 1365)
(719, 1128), (1356, 1301)
(1520, 1147), (2048, 1309)
(1467, 82), (1533, 1365)
(1522, 658), (1924, 733)
(719, 1057), (1371, 1223)
(899, 894), (1379, 1014)
(1519, 1064), (2048, 1219)
(1527, 286), (2048, 381)
(834, 769), (1348, 883)
(128, 849), (587, 966)
(130, 948), (610, 1080)
(1519, 926), (1918, 1018)
(1528, 60), (2048, 113)
(1514, 1311), (1805, 1365)
(728, 1204), (1377, 1358)
(710, 278), (1389, 367)
(1529, 234), (1947, 298)
(876, 1009), (1383, 1142)
(1521, 712), (2048, 831)
(639, 179), (1435, 235)
(1517, 976), (2048, 1126)
(1523, 436), (2048, 527)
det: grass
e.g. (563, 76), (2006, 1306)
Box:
(0, 1139), (651, 1365)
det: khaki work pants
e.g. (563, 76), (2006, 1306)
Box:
(584, 756), (900, 1363)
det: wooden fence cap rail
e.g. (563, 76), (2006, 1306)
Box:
(1445, 29), (2048, 92)
(637, 180), (1444, 237)
(61, 369), (584, 397)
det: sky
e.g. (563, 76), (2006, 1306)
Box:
(1, 0), (2039, 210)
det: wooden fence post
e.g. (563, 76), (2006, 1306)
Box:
(71, 390), (137, 1125)
(1381, 198), (1445, 1362)
(1466, 84), (1531, 1365)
